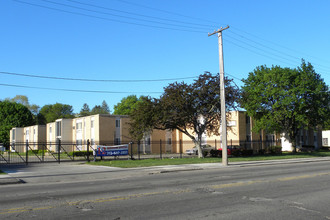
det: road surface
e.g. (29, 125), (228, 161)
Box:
(1, 159), (330, 219)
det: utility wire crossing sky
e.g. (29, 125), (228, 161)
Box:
(1, 0), (329, 112)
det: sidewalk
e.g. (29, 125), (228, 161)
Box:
(1, 157), (330, 185)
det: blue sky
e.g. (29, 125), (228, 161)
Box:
(1, 0), (329, 113)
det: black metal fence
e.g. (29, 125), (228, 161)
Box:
(0, 139), (280, 165)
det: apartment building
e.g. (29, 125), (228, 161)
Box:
(168, 111), (279, 153)
(71, 114), (130, 150)
(10, 125), (46, 151)
(281, 128), (322, 151)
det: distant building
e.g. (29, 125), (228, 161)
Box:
(10, 125), (46, 152)
(322, 130), (330, 147)
(281, 128), (322, 151)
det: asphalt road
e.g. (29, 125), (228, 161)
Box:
(1, 159), (330, 219)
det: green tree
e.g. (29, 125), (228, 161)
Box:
(39, 103), (75, 124)
(6, 95), (40, 123)
(90, 101), (110, 115)
(79, 103), (91, 117)
(101, 100), (110, 114)
(0, 101), (34, 147)
(129, 72), (240, 158)
(113, 95), (145, 115)
(241, 60), (330, 152)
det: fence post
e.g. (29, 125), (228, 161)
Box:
(215, 139), (217, 150)
(8, 144), (11, 163)
(231, 139), (232, 147)
(160, 139), (162, 160)
(42, 144), (45, 162)
(26, 140), (28, 166)
(180, 139), (182, 159)
(130, 142), (133, 160)
(73, 143), (75, 161)
(58, 139), (61, 164)
(87, 139), (90, 163)
(138, 140), (141, 160)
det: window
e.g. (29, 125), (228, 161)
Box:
(167, 138), (172, 145)
(323, 138), (328, 146)
(246, 115), (250, 124)
(76, 122), (82, 130)
(116, 119), (120, 128)
(91, 120), (94, 128)
(12, 129), (15, 140)
(91, 138), (95, 145)
(56, 121), (61, 137)
(246, 135), (251, 142)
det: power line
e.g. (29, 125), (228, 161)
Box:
(11, 0), (330, 77)
(40, 0), (211, 31)
(112, 0), (329, 67)
(230, 26), (330, 67)
(225, 38), (330, 77)
(227, 29), (330, 72)
(0, 83), (162, 94)
(66, 0), (215, 29)
(13, 0), (206, 33)
(225, 38), (300, 67)
(114, 0), (222, 25)
(0, 71), (198, 82)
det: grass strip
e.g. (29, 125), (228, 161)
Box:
(88, 151), (330, 168)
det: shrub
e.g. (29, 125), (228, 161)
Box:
(301, 145), (315, 149)
(258, 149), (266, 155)
(241, 149), (254, 157)
(203, 150), (208, 157)
(231, 148), (242, 157)
(270, 146), (282, 155)
(68, 151), (93, 157)
(210, 149), (221, 157)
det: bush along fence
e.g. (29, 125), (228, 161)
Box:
(0, 139), (280, 165)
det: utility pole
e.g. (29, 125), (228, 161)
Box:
(208, 25), (229, 166)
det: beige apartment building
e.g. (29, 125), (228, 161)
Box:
(44, 114), (131, 152)
(10, 114), (131, 153)
(10, 125), (46, 152)
(168, 111), (280, 153)
(139, 111), (273, 154)
(10, 111), (321, 154)
(71, 114), (130, 150)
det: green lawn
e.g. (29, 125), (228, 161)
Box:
(89, 151), (330, 168)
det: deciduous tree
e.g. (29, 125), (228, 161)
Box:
(114, 95), (145, 115)
(39, 103), (75, 124)
(241, 60), (330, 152)
(130, 72), (240, 158)
(0, 101), (34, 147)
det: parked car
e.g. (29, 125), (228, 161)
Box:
(185, 148), (197, 155)
(218, 146), (240, 156)
(185, 145), (214, 155)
